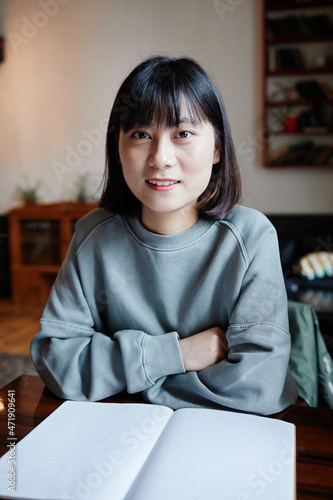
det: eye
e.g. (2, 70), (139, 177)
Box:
(131, 131), (150, 140)
(175, 130), (192, 139)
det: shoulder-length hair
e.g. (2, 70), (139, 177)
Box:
(99, 56), (242, 220)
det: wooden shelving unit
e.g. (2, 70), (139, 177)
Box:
(0, 38), (4, 63)
(262, 0), (333, 168)
(7, 202), (97, 303)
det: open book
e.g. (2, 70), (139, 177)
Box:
(0, 401), (295, 500)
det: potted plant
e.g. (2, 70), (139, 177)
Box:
(15, 176), (42, 206)
(269, 83), (299, 133)
(73, 173), (91, 203)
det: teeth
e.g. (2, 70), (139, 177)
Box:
(148, 180), (178, 186)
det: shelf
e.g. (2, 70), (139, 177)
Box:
(266, 1), (333, 12)
(20, 239), (61, 245)
(8, 202), (98, 303)
(22, 249), (60, 266)
(266, 35), (333, 45)
(262, 1), (333, 168)
(15, 265), (60, 274)
(267, 66), (333, 76)
(266, 163), (333, 168)
(0, 38), (4, 64)
(270, 131), (333, 136)
(266, 99), (333, 106)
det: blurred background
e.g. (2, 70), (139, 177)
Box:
(0, 0), (332, 213)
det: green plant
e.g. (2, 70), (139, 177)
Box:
(269, 81), (296, 104)
(15, 176), (42, 205)
(269, 83), (300, 132)
(74, 173), (91, 202)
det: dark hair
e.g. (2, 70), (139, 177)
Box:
(100, 56), (242, 220)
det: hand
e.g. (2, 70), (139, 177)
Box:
(179, 327), (228, 372)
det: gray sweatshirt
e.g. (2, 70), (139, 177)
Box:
(30, 205), (298, 414)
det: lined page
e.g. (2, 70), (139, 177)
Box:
(126, 408), (295, 500)
(0, 401), (173, 500)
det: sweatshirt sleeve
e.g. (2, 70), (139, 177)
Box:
(144, 222), (298, 415)
(30, 236), (185, 401)
(200, 226), (298, 414)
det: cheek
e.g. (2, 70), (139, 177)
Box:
(188, 167), (213, 199)
(119, 158), (135, 192)
(120, 148), (146, 172)
(121, 165), (137, 194)
(191, 153), (214, 183)
(200, 168), (214, 191)
(196, 160), (214, 193)
(120, 152), (137, 179)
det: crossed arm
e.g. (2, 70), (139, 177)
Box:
(179, 327), (228, 372)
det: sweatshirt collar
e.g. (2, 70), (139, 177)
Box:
(124, 212), (215, 250)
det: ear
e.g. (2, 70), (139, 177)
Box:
(213, 142), (221, 165)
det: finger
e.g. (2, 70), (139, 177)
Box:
(219, 339), (229, 360)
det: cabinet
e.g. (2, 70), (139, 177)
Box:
(0, 38), (4, 63)
(262, 0), (333, 167)
(7, 202), (97, 303)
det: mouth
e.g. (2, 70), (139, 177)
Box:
(145, 179), (180, 192)
(146, 179), (180, 186)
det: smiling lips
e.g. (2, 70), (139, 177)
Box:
(146, 179), (180, 191)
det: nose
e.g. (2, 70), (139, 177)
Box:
(147, 136), (175, 169)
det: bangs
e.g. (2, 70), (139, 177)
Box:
(117, 75), (208, 133)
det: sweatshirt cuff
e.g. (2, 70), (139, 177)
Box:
(143, 331), (185, 384)
(114, 330), (185, 393)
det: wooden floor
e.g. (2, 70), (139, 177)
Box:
(0, 299), (45, 355)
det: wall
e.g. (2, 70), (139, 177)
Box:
(0, 0), (332, 214)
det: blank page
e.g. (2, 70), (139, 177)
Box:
(0, 401), (173, 500)
(126, 408), (295, 500)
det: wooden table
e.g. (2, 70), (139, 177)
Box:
(0, 375), (332, 499)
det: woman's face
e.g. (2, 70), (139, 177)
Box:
(118, 113), (220, 234)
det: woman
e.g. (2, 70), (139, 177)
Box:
(31, 56), (298, 414)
